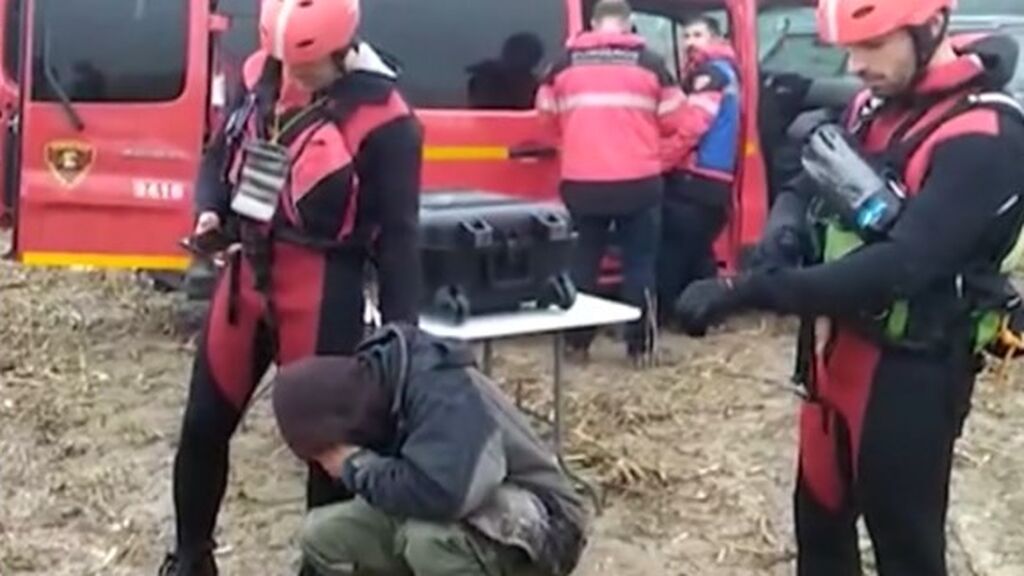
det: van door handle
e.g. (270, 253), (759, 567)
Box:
(508, 144), (558, 160)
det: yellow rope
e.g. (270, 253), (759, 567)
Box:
(995, 315), (1024, 384)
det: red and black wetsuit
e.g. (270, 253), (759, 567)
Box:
(172, 47), (422, 562)
(750, 35), (1024, 574)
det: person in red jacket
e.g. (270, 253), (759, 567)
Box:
(658, 15), (741, 327)
(676, 0), (1024, 573)
(536, 0), (686, 363)
(158, 0), (422, 574)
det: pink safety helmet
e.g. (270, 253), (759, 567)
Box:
(817, 0), (956, 45)
(259, 0), (360, 65)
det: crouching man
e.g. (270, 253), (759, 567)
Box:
(271, 324), (589, 576)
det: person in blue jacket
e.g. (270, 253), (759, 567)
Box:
(658, 15), (741, 327)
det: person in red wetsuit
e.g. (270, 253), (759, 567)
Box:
(536, 0), (690, 363)
(676, 0), (1024, 573)
(159, 0), (422, 574)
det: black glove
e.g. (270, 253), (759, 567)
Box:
(674, 275), (761, 336)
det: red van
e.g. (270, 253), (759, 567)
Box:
(1, 0), (768, 274)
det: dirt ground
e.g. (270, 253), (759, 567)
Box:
(2, 232), (1023, 575)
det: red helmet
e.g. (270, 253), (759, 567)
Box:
(817, 0), (956, 45)
(259, 0), (360, 66)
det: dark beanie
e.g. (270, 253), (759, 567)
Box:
(271, 355), (392, 460)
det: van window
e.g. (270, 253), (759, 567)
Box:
(633, 13), (679, 78)
(361, 0), (567, 109)
(762, 35), (847, 77)
(758, 7), (847, 77)
(217, 0), (259, 65)
(3, 0), (20, 80)
(30, 0), (188, 103)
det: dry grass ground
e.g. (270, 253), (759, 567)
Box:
(2, 238), (1022, 575)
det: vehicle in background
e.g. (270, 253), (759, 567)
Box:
(0, 0), (771, 280)
(752, 1), (1024, 204)
(757, 5), (1024, 101)
(0, 0), (577, 271)
(4, 0), (1023, 280)
(948, 15), (1024, 102)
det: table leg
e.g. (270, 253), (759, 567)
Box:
(552, 331), (564, 459)
(551, 331), (604, 514)
(482, 340), (494, 376)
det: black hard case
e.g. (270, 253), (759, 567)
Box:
(418, 191), (578, 322)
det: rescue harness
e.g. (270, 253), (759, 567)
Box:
(219, 58), (372, 337)
(794, 88), (1024, 397)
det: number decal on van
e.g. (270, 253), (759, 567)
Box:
(132, 179), (186, 202)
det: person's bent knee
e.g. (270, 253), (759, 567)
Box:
(401, 521), (479, 574)
(300, 506), (359, 575)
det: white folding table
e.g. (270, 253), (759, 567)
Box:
(420, 293), (640, 509)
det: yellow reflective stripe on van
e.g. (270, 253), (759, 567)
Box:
(20, 251), (191, 271)
(423, 146), (510, 161)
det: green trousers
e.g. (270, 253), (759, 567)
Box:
(300, 498), (545, 576)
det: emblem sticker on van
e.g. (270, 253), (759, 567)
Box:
(45, 140), (95, 189)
